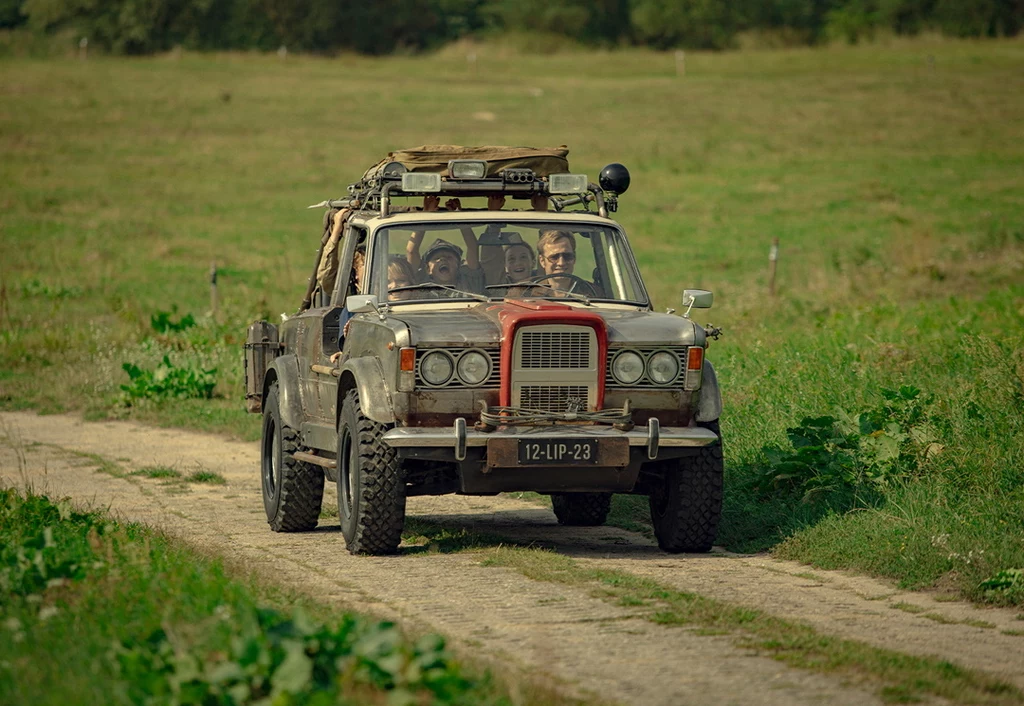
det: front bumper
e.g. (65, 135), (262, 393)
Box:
(382, 418), (718, 461)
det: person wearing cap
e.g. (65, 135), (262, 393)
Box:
(406, 196), (484, 293)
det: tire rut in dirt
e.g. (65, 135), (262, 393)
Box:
(261, 383), (325, 532)
(338, 389), (406, 555)
(649, 419), (723, 552)
(551, 492), (611, 526)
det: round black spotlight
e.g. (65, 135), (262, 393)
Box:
(381, 161), (408, 179)
(599, 163), (630, 195)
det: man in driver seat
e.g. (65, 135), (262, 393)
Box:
(536, 229), (598, 296)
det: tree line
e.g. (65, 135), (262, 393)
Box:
(3, 0), (1022, 55)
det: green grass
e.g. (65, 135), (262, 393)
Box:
(130, 465), (182, 479)
(1, 37), (1023, 603)
(0, 488), (577, 706)
(185, 469), (226, 484)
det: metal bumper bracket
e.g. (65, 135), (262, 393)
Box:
(454, 417), (467, 461)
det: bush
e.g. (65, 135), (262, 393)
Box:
(756, 386), (940, 502)
(0, 488), (105, 599)
(150, 308), (196, 334)
(112, 609), (470, 706)
(120, 355), (217, 403)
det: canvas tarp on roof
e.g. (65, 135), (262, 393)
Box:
(365, 145), (570, 179)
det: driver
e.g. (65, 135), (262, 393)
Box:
(536, 229), (597, 296)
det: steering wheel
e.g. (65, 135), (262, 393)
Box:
(526, 273), (599, 296)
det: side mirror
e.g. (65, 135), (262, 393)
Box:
(683, 289), (713, 309)
(346, 294), (380, 314)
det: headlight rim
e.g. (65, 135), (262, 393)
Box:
(647, 349), (680, 385)
(456, 348), (491, 386)
(419, 350), (455, 387)
(611, 349), (645, 385)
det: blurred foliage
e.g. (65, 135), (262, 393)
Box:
(120, 355), (217, 403)
(10, 0), (1024, 54)
(1, 490), (512, 705)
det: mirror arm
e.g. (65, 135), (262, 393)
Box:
(682, 295), (695, 319)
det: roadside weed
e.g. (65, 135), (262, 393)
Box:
(120, 355), (217, 403)
(756, 386), (939, 501)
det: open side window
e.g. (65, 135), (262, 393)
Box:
(331, 226), (368, 307)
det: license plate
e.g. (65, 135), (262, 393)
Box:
(518, 439), (599, 465)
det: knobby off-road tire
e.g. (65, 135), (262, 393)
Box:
(551, 492), (612, 526)
(649, 420), (723, 553)
(261, 383), (325, 532)
(337, 390), (406, 555)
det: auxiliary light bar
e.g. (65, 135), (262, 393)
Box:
(548, 173), (589, 194)
(448, 160), (487, 179)
(401, 172), (442, 193)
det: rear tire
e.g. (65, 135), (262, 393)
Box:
(551, 492), (611, 526)
(261, 383), (324, 531)
(337, 390), (406, 555)
(649, 420), (723, 553)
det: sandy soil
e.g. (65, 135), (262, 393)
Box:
(3, 410), (1023, 705)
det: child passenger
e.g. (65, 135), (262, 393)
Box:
(503, 242), (536, 284)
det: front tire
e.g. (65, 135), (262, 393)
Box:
(551, 492), (611, 526)
(261, 383), (324, 531)
(649, 420), (723, 553)
(337, 390), (406, 555)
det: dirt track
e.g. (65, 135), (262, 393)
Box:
(3, 411), (1023, 705)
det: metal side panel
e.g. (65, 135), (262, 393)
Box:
(266, 355), (304, 431)
(300, 421), (338, 455)
(694, 359), (722, 422)
(339, 356), (395, 425)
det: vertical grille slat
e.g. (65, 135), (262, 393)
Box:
(512, 324), (599, 412)
(519, 331), (591, 369)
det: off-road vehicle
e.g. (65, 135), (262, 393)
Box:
(245, 145), (724, 555)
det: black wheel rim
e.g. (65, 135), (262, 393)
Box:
(263, 416), (278, 498)
(339, 425), (354, 518)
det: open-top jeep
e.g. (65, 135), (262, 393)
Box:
(245, 146), (723, 555)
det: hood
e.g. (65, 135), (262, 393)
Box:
(393, 302), (699, 348)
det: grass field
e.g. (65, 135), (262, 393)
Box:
(1, 37), (1022, 604)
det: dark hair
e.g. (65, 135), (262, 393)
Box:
(504, 241), (536, 264)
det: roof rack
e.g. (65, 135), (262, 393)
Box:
(308, 155), (630, 220)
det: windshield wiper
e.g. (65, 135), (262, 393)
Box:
(389, 282), (490, 302)
(485, 283), (592, 305)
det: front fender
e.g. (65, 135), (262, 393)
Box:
(265, 354), (304, 431)
(338, 356), (395, 426)
(694, 359), (722, 423)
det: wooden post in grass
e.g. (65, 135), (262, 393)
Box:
(675, 50), (686, 77)
(768, 237), (780, 296)
(78, 37), (88, 60)
(209, 262), (219, 318)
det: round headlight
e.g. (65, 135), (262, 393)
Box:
(647, 350), (680, 384)
(420, 351), (454, 386)
(457, 350), (490, 386)
(611, 350), (644, 385)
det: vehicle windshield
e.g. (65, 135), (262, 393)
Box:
(368, 221), (648, 305)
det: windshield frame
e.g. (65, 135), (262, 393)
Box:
(365, 215), (652, 308)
